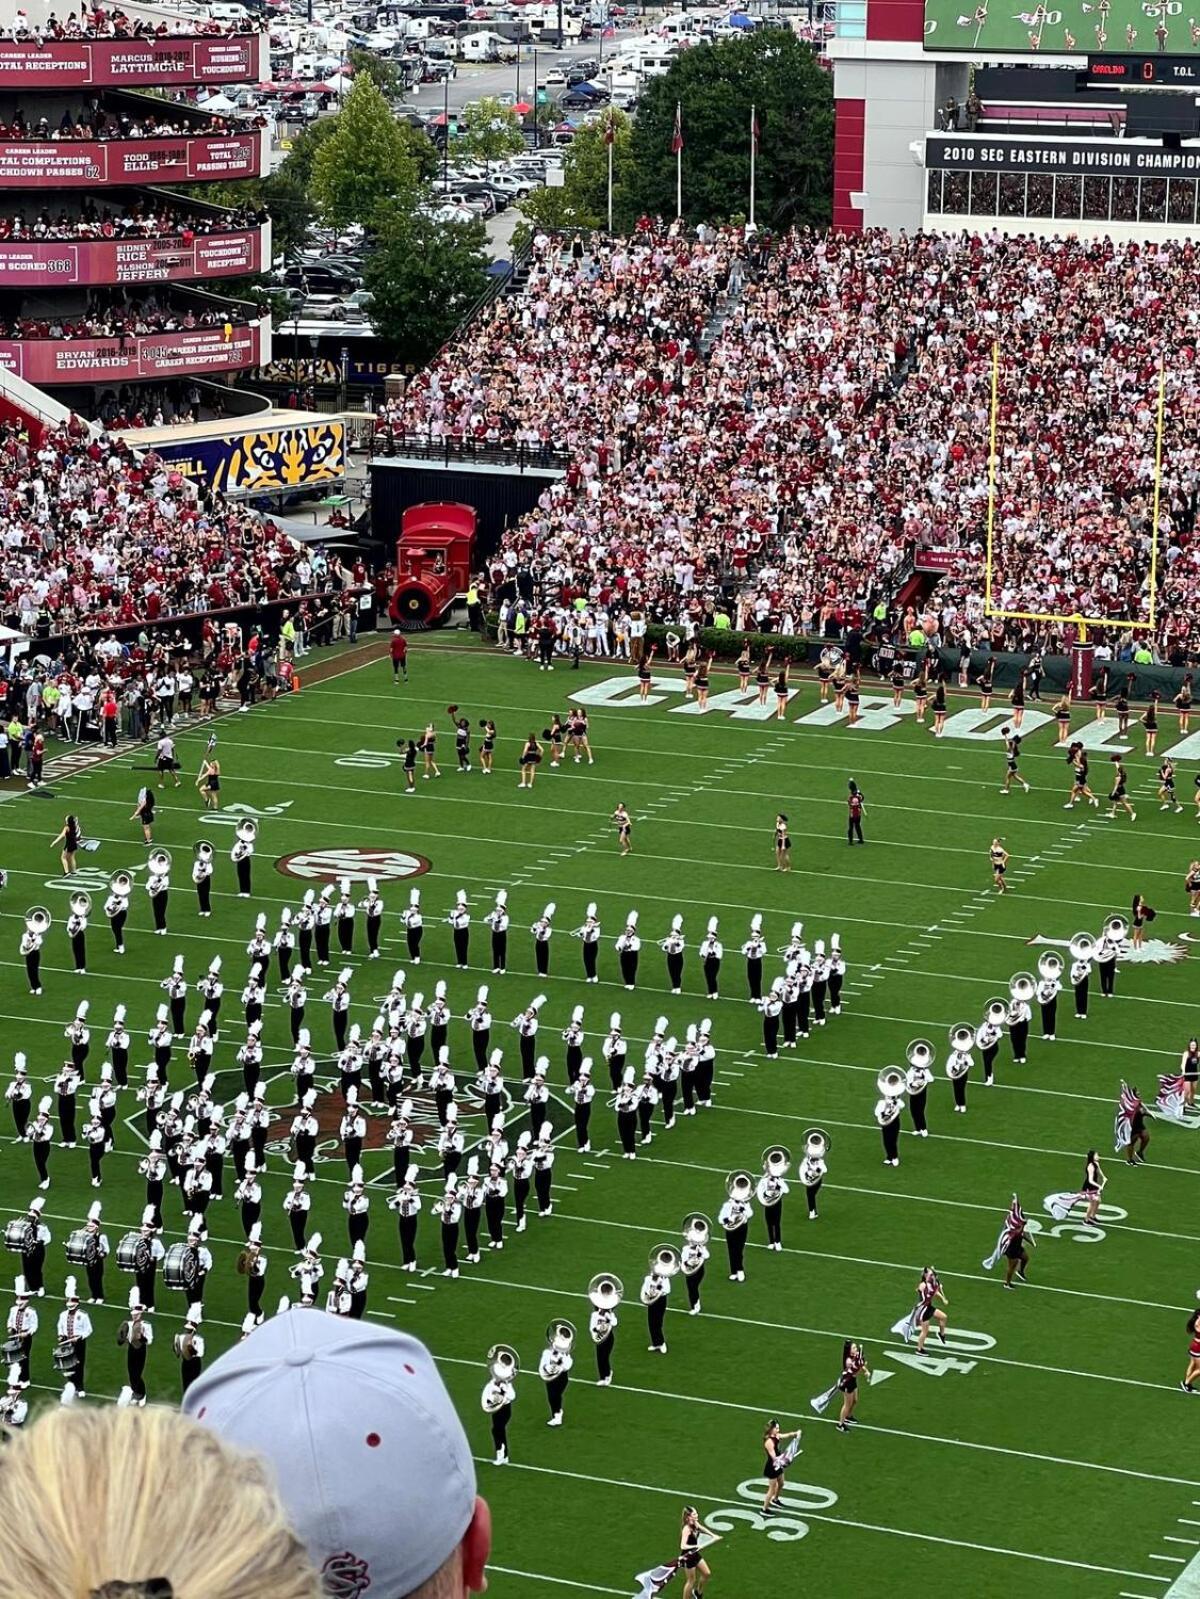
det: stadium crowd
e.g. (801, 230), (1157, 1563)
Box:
(0, 105), (263, 139)
(1, 299), (251, 342)
(0, 201), (265, 242)
(1, 7), (263, 40)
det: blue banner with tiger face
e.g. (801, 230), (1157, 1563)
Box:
(150, 420), (346, 498)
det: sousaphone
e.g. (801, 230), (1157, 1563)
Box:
(877, 1066), (906, 1098)
(803, 1127), (831, 1160)
(147, 848), (172, 876)
(68, 890), (92, 918)
(24, 907), (50, 935)
(1037, 951), (1063, 983)
(587, 1273), (624, 1311)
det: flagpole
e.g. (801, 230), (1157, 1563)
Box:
(675, 100), (682, 221)
(749, 101), (756, 229)
(607, 116), (614, 233)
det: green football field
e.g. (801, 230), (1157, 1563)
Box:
(1, 635), (1198, 1599)
(922, 0), (1198, 56)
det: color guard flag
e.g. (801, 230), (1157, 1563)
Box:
(1113, 1080), (1140, 1153)
(809, 1381), (839, 1414)
(890, 1302), (921, 1344)
(634, 1560), (681, 1597)
(1157, 1074), (1188, 1120)
(671, 102), (684, 154)
(982, 1194), (1027, 1270)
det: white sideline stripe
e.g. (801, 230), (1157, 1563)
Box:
(1165, 1551), (1200, 1596)
(468, 1459), (1171, 1583)
(485, 1567), (627, 1596)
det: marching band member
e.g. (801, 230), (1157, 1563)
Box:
(531, 901), (555, 976)
(429, 1049), (457, 1124)
(509, 1130), (534, 1231)
(905, 1044), (934, 1137)
(65, 1001), (91, 1073)
(467, 985), (492, 1071)
(435, 1177), (463, 1277)
(695, 1020), (716, 1110)
(569, 1058), (595, 1151)
(659, 1042), (680, 1129)
(105, 1005), (130, 1088)
(538, 1323), (573, 1426)
(192, 840), (214, 917)
(477, 1051), (504, 1129)
(139, 1131), (167, 1227)
(104, 876), (130, 952)
(719, 1174), (753, 1283)
(698, 917), (723, 999)
(1007, 983), (1031, 1064)
(176, 1305), (205, 1395)
(147, 853), (170, 934)
(829, 933), (846, 1014)
(659, 913), (686, 994)
(573, 901), (601, 983)
(148, 1005), (173, 1082)
(340, 1086), (366, 1175)
(742, 915), (767, 1001)
(291, 1089), (319, 1177)
(188, 1011), (216, 1088)
(794, 948), (814, 1041)
(388, 1178), (421, 1270)
(396, 887), (422, 966)
(482, 1349), (518, 1466)
(185, 1216), (213, 1305)
(640, 1256), (672, 1355)
(55, 1058), (82, 1149)
(811, 941), (831, 1027)
(232, 827), (255, 898)
(482, 1112), (510, 1170)
(283, 1163), (312, 1251)
(616, 912), (641, 990)
(636, 1067), (659, 1146)
(133, 1207), (164, 1312)
(83, 1097), (111, 1187)
(562, 1005), (586, 1084)
(236, 1154), (262, 1237)
(388, 1099), (415, 1187)
(1071, 941), (1092, 1018)
(800, 1136), (828, 1220)
(314, 886), (335, 967)
(283, 968), (308, 1045)
(1036, 963), (1061, 1040)
(81, 1201), (109, 1303)
(514, 995), (545, 1079)
(242, 964), (267, 1032)
(614, 1067), (640, 1158)
(461, 1159), (485, 1263)
(249, 1087), (272, 1168)
(325, 1261), (353, 1317)
(429, 981), (451, 1060)
(533, 1120), (556, 1216)
(20, 1198), (50, 1296)
(7, 1276), (36, 1382)
(437, 1102), (465, 1180)
(334, 878), (356, 955)
(344, 1166), (371, 1248)
(246, 918), (272, 979)
(975, 1005), (1004, 1086)
(238, 1223), (268, 1323)
(946, 1027), (972, 1115)
(325, 967), (353, 1053)
(291, 1232), (324, 1307)
(19, 913), (44, 996)
(119, 1286), (151, 1404)
(294, 890), (317, 970)
(760, 978), (783, 1060)
(681, 1221), (709, 1313)
(762, 1421), (803, 1515)
(447, 889), (470, 969)
(404, 996), (428, 1079)
(67, 893), (89, 974)
(197, 956), (224, 1039)
(603, 1013), (627, 1090)
(359, 879), (384, 959)
(0, 1363), (27, 1428)
(485, 890), (510, 973)
(1096, 928), (1120, 999)
(875, 1075), (903, 1166)
(237, 1021), (263, 1098)
(348, 1241), (369, 1318)
(757, 1151), (789, 1250)
(589, 1276), (620, 1384)
(6, 1054), (31, 1140)
(483, 1159), (508, 1250)
(29, 1097), (54, 1189)
(273, 908), (296, 982)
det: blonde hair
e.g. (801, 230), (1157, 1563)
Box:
(0, 1405), (320, 1599)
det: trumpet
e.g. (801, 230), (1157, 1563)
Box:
(69, 890), (92, 918)
(109, 870), (132, 899)
(802, 1128), (831, 1160)
(193, 840), (214, 863)
(681, 1212), (712, 1246)
(648, 1244), (681, 1279)
(948, 1023), (975, 1053)
(761, 1145), (791, 1177)
(1069, 932), (1096, 962)
(24, 907), (50, 935)
(546, 1319), (576, 1353)
(1101, 914), (1128, 943)
(1008, 973), (1035, 1003)
(876, 1066), (906, 1099)
(983, 999), (1008, 1026)
(487, 1342), (520, 1382)
(588, 1273), (624, 1312)
(905, 1039), (935, 1072)
(147, 848), (172, 876)
(236, 819), (258, 845)
(725, 1171), (754, 1202)
(1037, 951), (1063, 983)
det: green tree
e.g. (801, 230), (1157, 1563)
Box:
(347, 46), (402, 100)
(515, 113), (637, 238)
(311, 75), (422, 228)
(455, 95), (525, 172)
(628, 32), (833, 229)
(363, 200), (491, 367)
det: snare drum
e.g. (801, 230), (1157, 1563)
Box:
(63, 1230), (91, 1265)
(0, 1336), (22, 1361)
(114, 1233), (144, 1273)
(162, 1241), (198, 1292)
(52, 1340), (78, 1374)
(2, 1220), (28, 1255)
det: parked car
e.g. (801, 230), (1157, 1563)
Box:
(422, 57), (456, 78)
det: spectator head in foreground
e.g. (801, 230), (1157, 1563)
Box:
(0, 1403), (320, 1599)
(183, 1310), (491, 1599)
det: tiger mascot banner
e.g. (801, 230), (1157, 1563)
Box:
(152, 420), (346, 498)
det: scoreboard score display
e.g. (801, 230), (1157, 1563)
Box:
(1084, 52), (1200, 79)
(923, 0), (1200, 56)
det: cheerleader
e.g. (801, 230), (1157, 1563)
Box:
(774, 813), (791, 873)
(1159, 758), (1183, 814)
(482, 1362), (516, 1466)
(1064, 743), (1098, 809)
(774, 658), (791, 720)
(569, 709), (594, 765)
(913, 1266), (948, 1351)
(574, 901), (601, 983)
(612, 803), (633, 856)
(832, 661), (847, 714)
(845, 671), (861, 727)
(401, 739), (417, 793)
(197, 755), (221, 810)
(1000, 729), (1029, 794)
(760, 979), (783, 1060)
(836, 1341), (869, 1433)
(1052, 691), (1072, 745)
(695, 652), (715, 712)
(388, 1180), (421, 1271)
(931, 676), (947, 737)
(890, 660), (906, 708)
(1182, 1306), (1200, 1393)
(479, 718), (497, 775)
(718, 1180), (752, 1282)
(756, 650), (773, 707)
(613, 1068), (640, 1159)
(912, 665), (928, 725)
(1116, 677), (1133, 735)
(530, 901), (554, 976)
(681, 1229), (708, 1313)
(509, 1131), (534, 1231)
(1131, 892), (1151, 950)
(989, 838), (1009, 895)
(736, 643), (752, 693)
(1143, 691), (1160, 756)
(1009, 668), (1026, 730)
(1182, 1036), (1200, 1112)
(1092, 664), (1110, 721)
(1080, 1148), (1106, 1224)
(544, 714), (565, 767)
(518, 732), (543, 789)
(681, 640), (699, 698)
(420, 723), (442, 780)
(659, 914), (685, 991)
(484, 890), (510, 973)
(638, 646), (657, 702)
(449, 712), (472, 773)
(570, 1061), (595, 1151)
(698, 917), (723, 999)
(977, 656), (994, 711)
(761, 1422), (802, 1514)
(1175, 676), (1193, 736)
(800, 1142), (826, 1219)
(1105, 754), (1137, 821)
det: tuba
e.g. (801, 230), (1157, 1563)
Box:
(109, 870), (132, 899)
(877, 1067), (906, 1099)
(487, 1342), (520, 1382)
(587, 1273), (624, 1312)
(761, 1145), (791, 1178)
(69, 890), (92, 918)
(803, 1128), (831, 1160)
(1102, 914), (1128, 943)
(1037, 951), (1063, 983)
(648, 1244), (680, 1278)
(983, 999), (1008, 1026)
(193, 840), (214, 863)
(24, 907), (50, 935)
(905, 1039), (935, 1072)
(725, 1170), (754, 1203)
(682, 1213), (712, 1246)
(546, 1319), (576, 1354)
(1008, 973), (1035, 1003)
(1069, 932), (1096, 961)
(236, 819), (258, 845)
(147, 848), (172, 877)
(948, 1023), (975, 1053)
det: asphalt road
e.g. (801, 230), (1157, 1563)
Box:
(403, 30), (644, 117)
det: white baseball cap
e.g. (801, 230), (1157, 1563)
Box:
(183, 1311), (478, 1596)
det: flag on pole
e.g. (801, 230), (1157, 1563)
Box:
(751, 107), (761, 153)
(671, 101), (684, 154)
(604, 112), (615, 146)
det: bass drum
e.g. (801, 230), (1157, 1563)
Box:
(162, 1242), (199, 1292)
(64, 1229), (92, 1265)
(2, 1220), (28, 1255)
(115, 1232), (147, 1273)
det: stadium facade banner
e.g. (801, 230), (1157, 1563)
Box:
(0, 230), (264, 287)
(0, 37), (260, 89)
(915, 547), (959, 573)
(0, 133), (262, 188)
(0, 321), (263, 383)
(927, 136), (1200, 177)
(149, 418), (348, 497)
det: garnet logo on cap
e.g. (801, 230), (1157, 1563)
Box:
(321, 1551), (371, 1597)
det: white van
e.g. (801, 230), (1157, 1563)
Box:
(208, 2), (251, 21)
(638, 51), (676, 76)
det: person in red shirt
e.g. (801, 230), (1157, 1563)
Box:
(390, 630), (408, 684)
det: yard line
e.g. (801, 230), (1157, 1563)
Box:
(485, 1567), (628, 1596)
(466, 1459), (1172, 1583)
